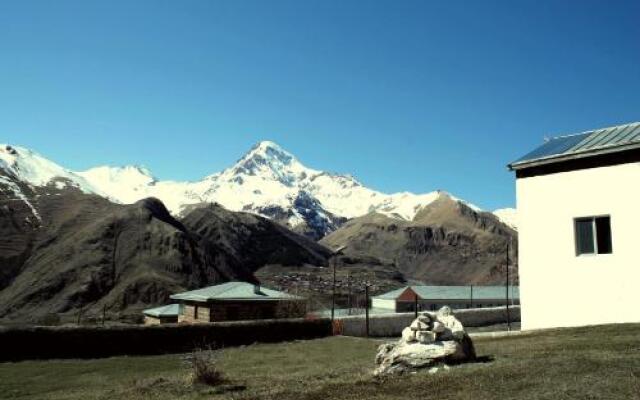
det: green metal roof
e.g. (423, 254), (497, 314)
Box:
(170, 281), (302, 302)
(509, 121), (640, 170)
(142, 304), (180, 317)
(373, 285), (519, 301)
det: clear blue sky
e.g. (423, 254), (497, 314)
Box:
(1, 0), (639, 210)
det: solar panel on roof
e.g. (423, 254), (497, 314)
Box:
(513, 134), (589, 164)
(510, 122), (640, 168)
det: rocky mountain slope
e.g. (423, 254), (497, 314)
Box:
(181, 203), (331, 270)
(320, 193), (517, 285)
(0, 143), (517, 240)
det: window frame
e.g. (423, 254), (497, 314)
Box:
(574, 215), (612, 256)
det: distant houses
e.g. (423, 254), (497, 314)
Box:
(143, 282), (521, 324)
(372, 285), (519, 312)
(509, 121), (640, 330)
(161, 281), (305, 324)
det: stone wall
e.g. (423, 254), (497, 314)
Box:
(177, 300), (305, 323)
(209, 301), (279, 321)
(178, 304), (212, 323)
(144, 316), (161, 325)
(337, 306), (521, 337)
(144, 316), (178, 325)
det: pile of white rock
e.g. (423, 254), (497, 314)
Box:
(374, 306), (476, 376)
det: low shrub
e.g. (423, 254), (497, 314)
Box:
(184, 347), (224, 386)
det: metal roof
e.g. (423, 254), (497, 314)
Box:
(142, 304), (180, 317)
(373, 285), (519, 301)
(509, 121), (640, 170)
(170, 281), (302, 302)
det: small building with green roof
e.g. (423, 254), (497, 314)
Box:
(372, 285), (519, 312)
(142, 304), (180, 325)
(169, 281), (304, 323)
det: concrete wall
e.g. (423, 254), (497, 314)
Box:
(337, 306), (520, 337)
(517, 162), (640, 330)
(371, 298), (396, 310)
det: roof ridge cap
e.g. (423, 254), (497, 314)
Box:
(216, 281), (250, 295)
(550, 121), (640, 140)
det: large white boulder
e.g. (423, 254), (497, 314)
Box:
(374, 306), (476, 376)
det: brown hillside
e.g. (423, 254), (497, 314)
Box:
(320, 193), (517, 285)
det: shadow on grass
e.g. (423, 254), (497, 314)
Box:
(444, 354), (495, 367)
(198, 383), (247, 395)
(473, 355), (495, 363)
(124, 376), (247, 397)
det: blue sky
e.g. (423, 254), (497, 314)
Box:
(1, 0), (639, 210)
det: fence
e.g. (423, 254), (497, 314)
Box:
(0, 317), (332, 362)
(336, 306), (521, 337)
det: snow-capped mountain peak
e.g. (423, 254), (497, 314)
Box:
(222, 140), (313, 188)
(248, 140), (295, 163)
(0, 144), (99, 193)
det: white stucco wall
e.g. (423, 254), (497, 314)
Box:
(371, 298), (397, 310)
(517, 162), (640, 330)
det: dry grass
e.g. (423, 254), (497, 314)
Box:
(0, 323), (639, 400)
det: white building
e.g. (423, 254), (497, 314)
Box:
(509, 121), (640, 330)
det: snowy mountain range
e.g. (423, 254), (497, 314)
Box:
(0, 141), (516, 238)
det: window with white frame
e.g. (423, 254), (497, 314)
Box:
(574, 216), (612, 255)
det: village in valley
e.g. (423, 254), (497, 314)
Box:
(1, 1), (639, 400)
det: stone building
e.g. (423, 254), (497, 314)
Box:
(170, 281), (304, 323)
(371, 285), (519, 312)
(509, 121), (640, 330)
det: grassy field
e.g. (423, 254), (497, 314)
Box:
(1, 323), (639, 400)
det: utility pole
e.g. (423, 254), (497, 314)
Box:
(331, 255), (336, 322)
(365, 284), (370, 337)
(330, 246), (347, 323)
(506, 241), (511, 331)
(470, 285), (474, 308)
(414, 292), (418, 319)
(347, 273), (352, 316)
